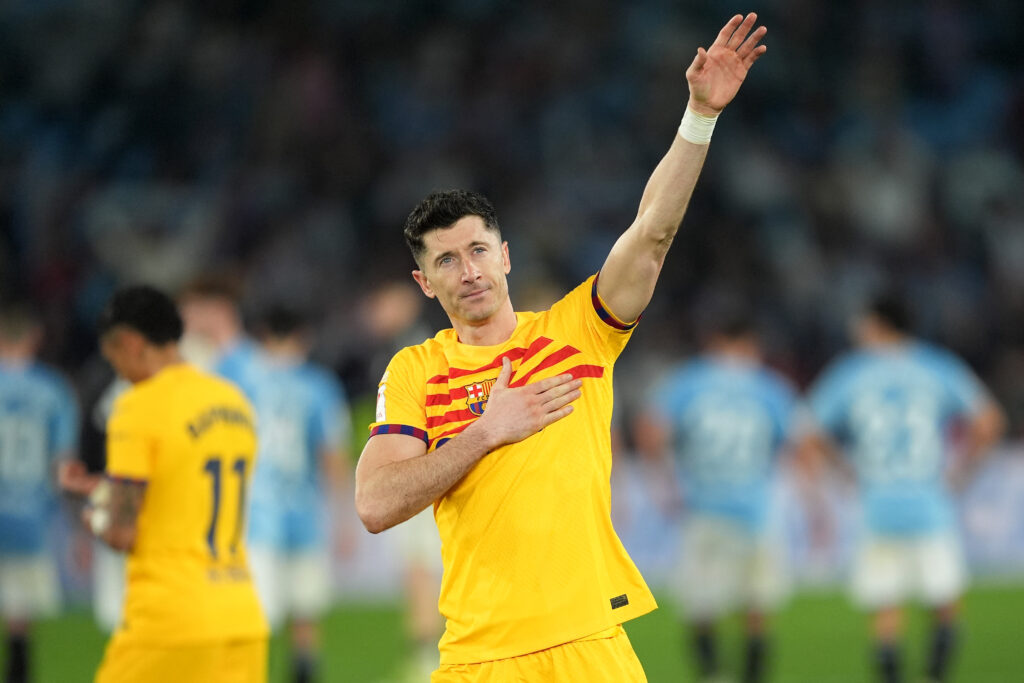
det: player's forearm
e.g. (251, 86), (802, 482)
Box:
(633, 130), (710, 251)
(964, 402), (1007, 464)
(100, 523), (137, 552)
(82, 505), (137, 552)
(85, 478), (144, 552)
(356, 420), (496, 533)
(597, 133), (710, 322)
(322, 448), (353, 496)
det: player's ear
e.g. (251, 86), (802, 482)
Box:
(411, 270), (436, 299)
(124, 330), (147, 357)
(501, 241), (511, 275)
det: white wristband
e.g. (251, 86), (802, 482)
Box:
(89, 507), (111, 536)
(678, 106), (719, 144)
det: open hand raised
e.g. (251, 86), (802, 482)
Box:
(686, 13), (767, 115)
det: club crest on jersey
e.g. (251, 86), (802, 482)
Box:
(464, 379), (496, 416)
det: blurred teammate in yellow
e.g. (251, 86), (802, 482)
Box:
(60, 285), (268, 683)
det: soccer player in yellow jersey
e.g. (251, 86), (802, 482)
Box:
(355, 13), (768, 681)
(60, 286), (268, 683)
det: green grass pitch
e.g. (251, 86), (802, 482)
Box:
(6, 583), (1023, 682)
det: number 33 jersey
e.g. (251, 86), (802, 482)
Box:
(808, 342), (989, 535)
(105, 364), (267, 646)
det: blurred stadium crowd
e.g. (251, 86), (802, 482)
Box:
(1, 0), (1023, 423)
(3, 0), (1024, 645)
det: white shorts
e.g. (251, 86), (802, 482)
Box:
(673, 516), (790, 621)
(851, 531), (967, 610)
(248, 546), (332, 629)
(92, 541), (126, 632)
(392, 506), (443, 572)
(0, 554), (60, 620)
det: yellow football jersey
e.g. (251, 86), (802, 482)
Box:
(371, 274), (657, 665)
(105, 363), (268, 646)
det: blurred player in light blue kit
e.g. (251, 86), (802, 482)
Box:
(643, 307), (799, 683)
(245, 305), (352, 683)
(803, 294), (1005, 683)
(177, 275), (260, 383)
(0, 303), (79, 683)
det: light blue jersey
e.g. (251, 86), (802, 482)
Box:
(649, 355), (798, 531)
(0, 361), (79, 554)
(808, 342), (985, 536)
(213, 337), (261, 394)
(242, 355), (350, 551)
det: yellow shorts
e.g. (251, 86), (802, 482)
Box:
(95, 636), (267, 683)
(432, 625), (647, 682)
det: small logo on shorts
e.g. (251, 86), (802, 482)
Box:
(610, 594), (629, 609)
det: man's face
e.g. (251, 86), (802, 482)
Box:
(100, 327), (146, 384)
(851, 313), (882, 347)
(178, 297), (236, 344)
(411, 215), (511, 327)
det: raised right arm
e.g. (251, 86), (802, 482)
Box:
(354, 357), (582, 533)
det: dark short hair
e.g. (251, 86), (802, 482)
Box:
(866, 292), (912, 333)
(0, 301), (39, 342)
(403, 190), (501, 264)
(98, 285), (184, 344)
(177, 273), (242, 304)
(258, 305), (308, 338)
(695, 297), (756, 342)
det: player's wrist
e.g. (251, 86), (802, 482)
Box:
(465, 416), (504, 454)
(685, 97), (721, 117)
(678, 102), (719, 144)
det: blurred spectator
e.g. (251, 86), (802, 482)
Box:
(0, 1), (1021, 435)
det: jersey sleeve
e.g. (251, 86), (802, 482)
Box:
(105, 394), (154, 482)
(368, 347), (429, 445)
(548, 273), (638, 364)
(935, 350), (987, 417)
(807, 358), (853, 438)
(767, 374), (800, 444)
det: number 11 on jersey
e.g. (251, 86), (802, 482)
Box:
(203, 455), (248, 560)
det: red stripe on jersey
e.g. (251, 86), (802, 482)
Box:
(447, 347), (527, 380)
(425, 391), (456, 406)
(426, 409), (478, 428)
(425, 363), (604, 441)
(564, 364), (605, 379)
(425, 339), (553, 385)
(521, 336), (554, 363)
(510, 345), (581, 387)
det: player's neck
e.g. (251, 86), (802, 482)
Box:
(862, 330), (909, 349)
(0, 349), (33, 367)
(136, 345), (186, 383)
(261, 336), (307, 362)
(708, 339), (760, 363)
(452, 301), (518, 346)
(0, 340), (36, 366)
